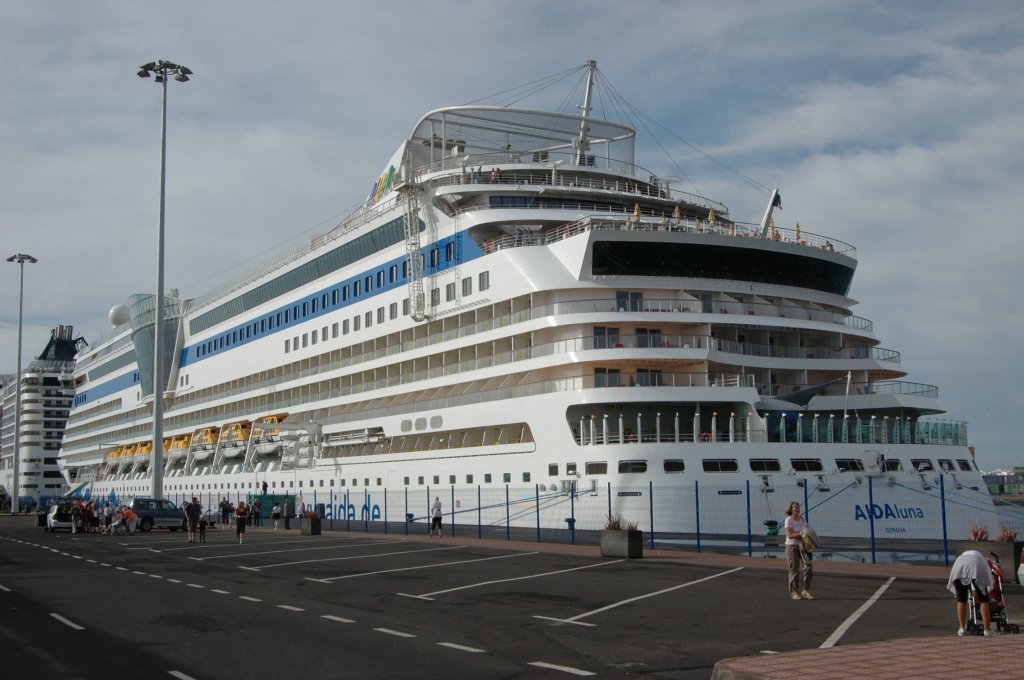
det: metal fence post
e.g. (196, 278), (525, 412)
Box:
(345, 491), (350, 532)
(535, 483), (540, 543)
(746, 479), (752, 557)
(940, 474), (950, 567)
(364, 488), (369, 533)
(404, 487), (409, 536)
(868, 477), (876, 564)
(383, 488), (388, 535)
(477, 484), (482, 539)
(505, 484), (510, 541)
(607, 481), (612, 521)
(451, 485), (456, 538)
(570, 482), (576, 545)
(695, 479), (701, 553)
(649, 480), (654, 550)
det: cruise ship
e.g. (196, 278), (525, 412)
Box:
(2, 325), (83, 510)
(58, 61), (997, 540)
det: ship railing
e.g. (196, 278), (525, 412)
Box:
(418, 151), (728, 212)
(782, 380), (940, 399)
(476, 213), (856, 259)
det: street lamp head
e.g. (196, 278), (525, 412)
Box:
(174, 73), (190, 83)
(6, 253), (38, 264)
(137, 69), (151, 78)
(138, 60), (194, 84)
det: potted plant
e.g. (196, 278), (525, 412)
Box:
(600, 515), (643, 558)
(953, 523), (1019, 583)
(300, 510), (321, 536)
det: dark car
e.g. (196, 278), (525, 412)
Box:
(129, 497), (187, 532)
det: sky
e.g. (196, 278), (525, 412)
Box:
(1, 1), (1022, 470)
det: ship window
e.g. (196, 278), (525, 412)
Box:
(354, 280), (361, 296)
(503, 473), (511, 483)
(376, 478), (382, 486)
(285, 339), (290, 353)
(343, 285), (350, 301)
(938, 459), (954, 472)
(883, 459), (903, 472)
(389, 302), (398, 320)
(664, 459), (685, 473)
(332, 323), (339, 338)
(749, 458), (781, 472)
(585, 461), (608, 475)
(353, 316), (360, 331)
(466, 475), (473, 484)
(431, 288), (440, 306)
(294, 305), (299, 319)
(484, 474), (492, 483)
(523, 472), (531, 482)
(310, 299), (316, 313)
(566, 463), (577, 475)
(430, 248), (439, 267)
(702, 459), (739, 472)
(462, 277), (472, 296)
(260, 320), (266, 333)
(479, 271), (490, 291)
(377, 271), (384, 288)
(911, 459), (934, 472)
(836, 458), (865, 472)
(446, 283), (456, 302)
(957, 459), (972, 472)
(322, 325), (328, 339)
(343, 320), (349, 335)
(619, 460), (647, 473)
(790, 458), (824, 472)
(311, 330), (317, 345)
(548, 464), (558, 476)
(377, 307), (384, 324)
(285, 310), (290, 323)
(403, 298), (410, 316)
(389, 265), (398, 283)
(445, 242), (455, 261)
(594, 367), (620, 387)
(364, 311), (372, 328)
(332, 290), (338, 306)
(302, 334), (308, 348)
(403, 476), (409, 485)
(616, 290), (643, 312)
(593, 326), (621, 349)
(365, 275), (372, 292)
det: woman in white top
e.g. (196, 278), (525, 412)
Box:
(784, 501), (813, 600)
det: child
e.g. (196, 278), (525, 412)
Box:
(198, 517), (207, 543)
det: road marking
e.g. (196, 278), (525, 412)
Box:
(115, 567), (128, 571)
(167, 578), (182, 583)
(187, 583), (205, 589)
(239, 596), (262, 602)
(320, 551), (536, 583)
(168, 671), (198, 680)
(248, 544), (458, 571)
(438, 642), (486, 653)
(0, 584), (11, 592)
(375, 628), (415, 638)
(210, 589), (230, 594)
(86, 559), (97, 563)
(278, 605), (305, 612)
(50, 613), (85, 630)
(820, 576), (896, 648)
(132, 571), (147, 575)
(186, 537), (381, 561)
(405, 559), (624, 601)
(149, 574), (164, 579)
(534, 566), (745, 626)
(100, 563), (111, 567)
(760, 650), (779, 654)
(528, 661), (595, 676)
(322, 614), (355, 623)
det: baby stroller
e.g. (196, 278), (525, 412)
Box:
(966, 554), (1019, 635)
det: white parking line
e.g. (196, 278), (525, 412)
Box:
(187, 537), (380, 561)
(534, 566), (745, 626)
(167, 578), (182, 583)
(239, 596), (262, 602)
(253, 544), (463, 572)
(278, 605), (305, 612)
(399, 559), (624, 601)
(0, 584), (11, 592)
(168, 671), (198, 680)
(187, 583), (205, 589)
(528, 661), (595, 676)
(820, 576), (895, 648)
(315, 550), (535, 583)
(375, 627), (415, 638)
(210, 589), (230, 595)
(50, 613), (85, 630)
(321, 614), (355, 623)
(438, 642), (486, 653)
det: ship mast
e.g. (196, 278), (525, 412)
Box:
(574, 60), (597, 166)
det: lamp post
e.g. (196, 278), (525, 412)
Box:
(137, 60), (193, 500)
(6, 253), (37, 514)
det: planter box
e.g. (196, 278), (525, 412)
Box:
(600, 529), (643, 559)
(300, 516), (321, 536)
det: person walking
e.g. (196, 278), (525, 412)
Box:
(235, 501), (249, 544)
(272, 502), (282, 531)
(219, 497), (230, 528)
(430, 496), (443, 538)
(784, 501), (813, 600)
(184, 497), (202, 543)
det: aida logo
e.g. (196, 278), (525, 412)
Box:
(367, 165), (396, 205)
(854, 503), (925, 520)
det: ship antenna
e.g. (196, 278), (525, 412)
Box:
(574, 60), (597, 166)
(757, 189), (783, 238)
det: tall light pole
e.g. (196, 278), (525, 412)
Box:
(6, 253), (38, 514)
(137, 60), (192, 500)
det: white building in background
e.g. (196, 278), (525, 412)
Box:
(0, 325), (85, 510)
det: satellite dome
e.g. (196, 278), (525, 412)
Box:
(109, 304), (130, 327)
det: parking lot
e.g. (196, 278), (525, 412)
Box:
(0, 516), (987, 678)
